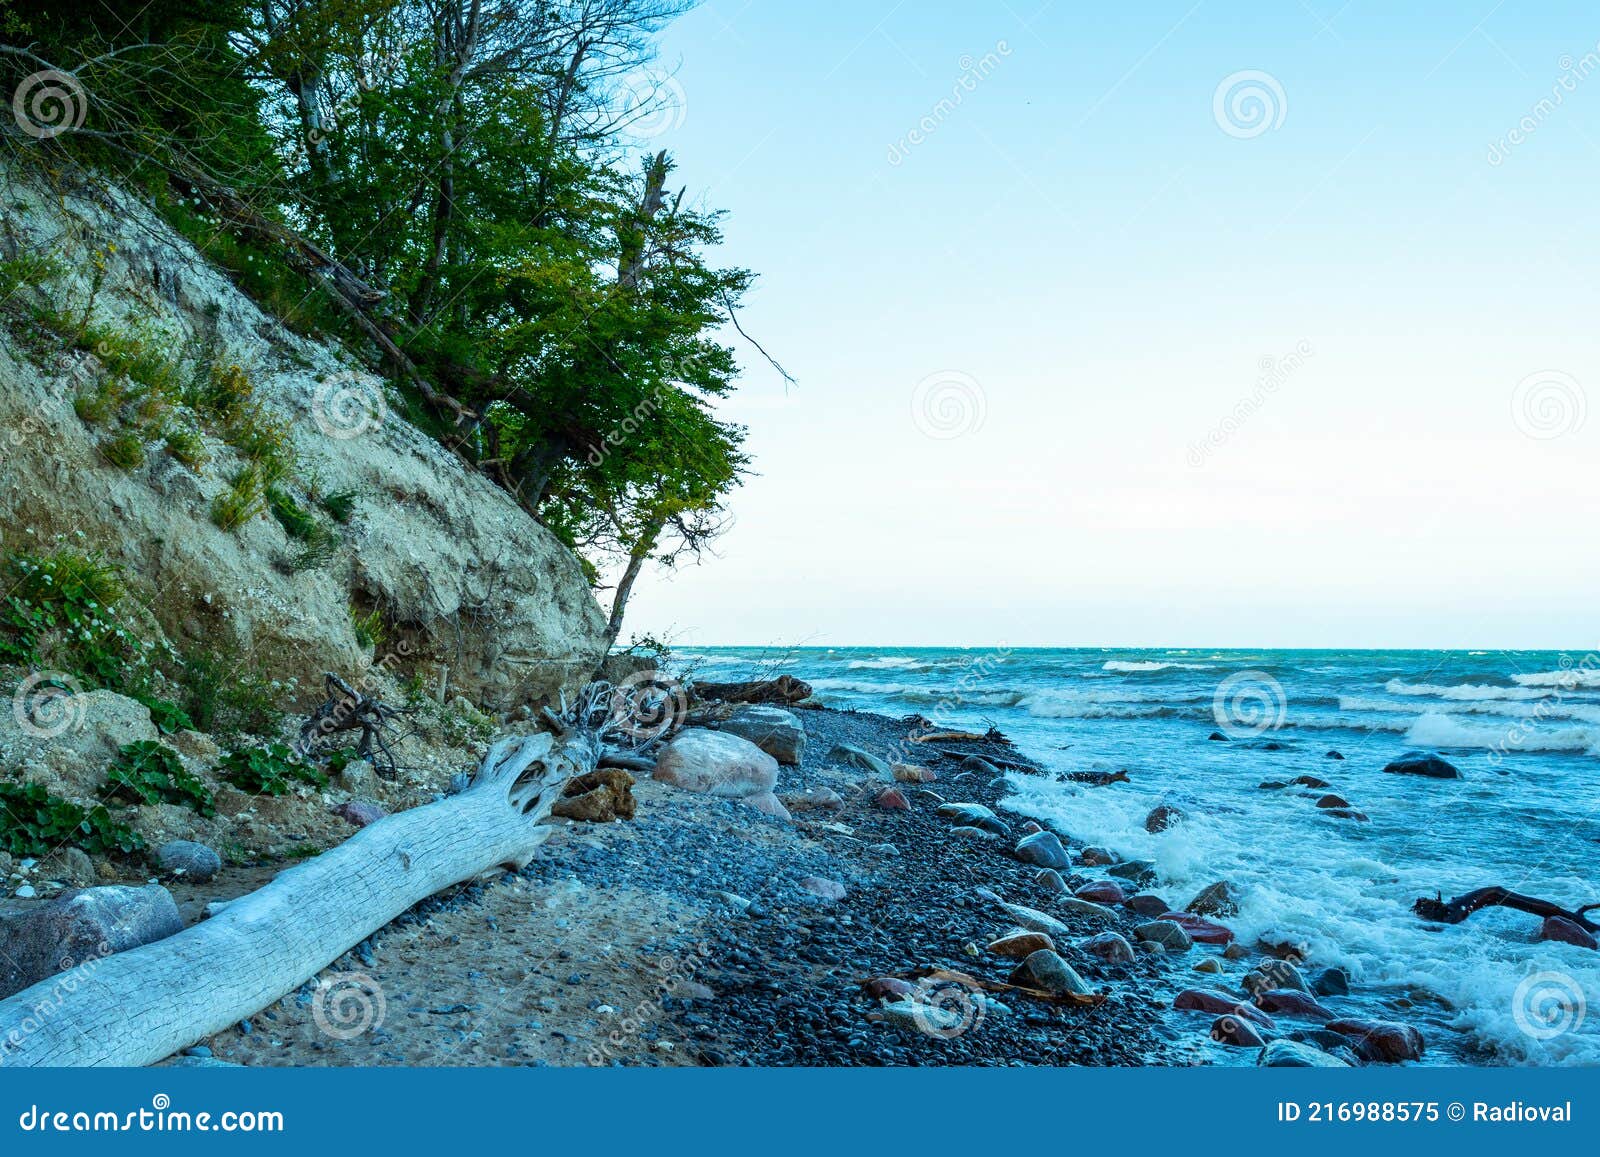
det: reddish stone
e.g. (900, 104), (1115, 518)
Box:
(1173, 988), (1275, 1026)
(1538, 916), (1598, 950)
(874, 786), (910, 810)
(1326, 1018), (1425, 1063)
(1079, 932), (1135, 964)
(1253, 989), (1334, 1021)
(1018, 820), (1044, 836)
(1074, 880), (1126, 905)
(864, 977), (916, 1003)
(332, 800), (386, 827)
(1160, 911), (1236, 945)
(1145, 804), (1185, 833)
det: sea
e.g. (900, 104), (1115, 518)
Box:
(674, 646), (1599, 1066)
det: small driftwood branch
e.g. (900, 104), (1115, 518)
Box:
(1413, 886), (1599, 933)
(298, 672), (412, 777)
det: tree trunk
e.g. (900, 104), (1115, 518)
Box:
(1414, 886), (1599, 933)
(0, 731), (598, 1068)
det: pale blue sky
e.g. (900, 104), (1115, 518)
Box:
(620, 1), (1600, 649)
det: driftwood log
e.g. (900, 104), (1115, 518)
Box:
(1414, 886), (1599, 933)
(692, 674), (812, 705)
(0, 729), (598, 1067)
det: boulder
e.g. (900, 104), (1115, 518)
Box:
(1383, 751), (1462, 779)
(1017, 819), (1043, 835)
(891, 763), (937, 783)
(1161, 911), (1235, 945)
(154, 840), (223, 882)
(743, 792), (793, 821)
(1056, 897), (1119, 923)
(654, 729), (779, 798)
(1326, 750), (1345, 760)
(1033, 869), (1067, 894)
(950, 825), (999, 843)
(1125, 893), (1169, 918)
(1292, 775), (1331, 789)
(864, 976), (917, 1003)
(38, 848), (95, 887)
(1173, 989), (1274, 1026)
(1008, 949), (1093, 997)
(1258, 781), (1288, 790)
(1253, 989), (1334, 1021)
(550, 768), (636, 823)
(1311, 967), (1351, 997)
(1212, 1015), (1266, 1047)
(1074, 880), (1126, 906)
(779, 787), (845, 813)
(988, 930), (1056, 959)
(1323, 808), (1369, 821)
(1186, 880), (1239, 918)
(825, 744), (890, 776)
(1145, 804), (1185, 833)
(1326, 1018), (1425, 1063)
(1258, 1039), (1350, 1067)
(1132, 920), (1192, 952)
(1077, 846), (1115, 866)
(0, 884), (183, 999)
(1538, 916), (1599, 950)
(1315, 794), (1350, 809)
(996, 902), (1071, 939)
(1014, 831), (1071, 869)
(1106, 860), (1158, 888)
(959, 755), (1000, 776)
(797, 876), (847, 902)
(873, 786), (910, 811)
(1208, 731), (1230, 742)
(0, 689), (158, 799)
(935, 803), (1009, 837)
(715, 706), (806, 766)
(1193, 957), (1223, 974)
(1079, 932), (1135, 964)
(331, 799), (389, 828)
(1244, 960), (1310, 994)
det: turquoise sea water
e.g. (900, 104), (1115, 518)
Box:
(677, 646), (1600, 1066)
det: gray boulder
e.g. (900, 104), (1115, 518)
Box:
(1014, 830), (1071, 869)
(156, 840), (223, 882)
(1132, 919), (1194, 952)
(654, 729), (780, 799)
(1383, 750), (1462, 779)
(716, 706), (806, 765)
(1258, 1039), (1351, 1067)
(825, 744), (891, 776)
(1008, 949), (1093, 997)
(0, 885), (183, 999)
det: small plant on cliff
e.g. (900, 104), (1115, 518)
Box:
(0, 550), (149, 691)
(105, 740), (215, 817)
(349, 603), (386, 650)
(0, 781), (144, 858)
(218, 742), (326, 796)
(172, 642), (286, 738)
(99, 431), (147, 469)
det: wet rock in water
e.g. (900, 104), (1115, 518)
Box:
(716, 705), (807, 765)
(1292, 775), (1331, 789)
(38, 848), (95, 887)
(1107, 860), (1159, 888)
(1258, 1039), (1350, 1067)
(1324, 808), (1369, 821)
(1077, 846), (1115, 866)
(1326, 1018), (1425, 1063)
(1125, 893), (1169, 918)
(1173, 989), (1274, 1026)
(656, 729), (781, 798)
(1244, 959), (1310, 994)
(824, 743), (891, 777)
(959, 755), (1001, 777)
(1253, 989), (1334, 1021)
(936, 803), (1010, 837)
(0, 884), (183, 999)
(155, 840), (223, 882)
(996, 902), (1071, 939)
(1074, 880), (1125, 906)
(864, 977), (917, 1003)
(332, 799), (390, 828)
(779, 787), (845, 812)
(1382, 750), (1462, 779)
(1315, 794), (1350, 809)
(1312, 967), (1352, 996)
(1009, 949), (1093, 997)
(1208, 731), (1230, 742)
(797, 876), (847, 902)
(988, 930), (1056, 958)
(1033, 869), (1067, 894)
(744, 791), (793, 821)
(1132, 920), (1192, 952)
(891, 763), (937, 783)
(1161, 911), (1235, 945)
(1212, 1015), (1266, 1047)
(1057, 897), (1119, 923)
(1538, 915), (1599, 950)
(1258, 781), (1288, 790)
(1186, 880), (1239, 918)
(1079, 932), (1135, 964)
(1018, 819), (1043, 836)
(1193, 957), (1223, 974)
(1326, 750), (1345, 760)
(1014, 830), (1071, 869)
(1222, 943), (1249, 961)
(1144, 804), (1185, 833)
(874, 786), (910, 811)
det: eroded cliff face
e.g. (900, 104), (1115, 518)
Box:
(0, 163), (608, 709)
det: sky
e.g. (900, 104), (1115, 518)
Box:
(617, 1), (1600, 650)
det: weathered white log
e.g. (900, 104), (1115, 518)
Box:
(0, 730), (598, 1067)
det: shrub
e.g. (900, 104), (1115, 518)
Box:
(173, 643), (285, 737)
(132, 692), (194, 734)
(163, 425), (208, 469)
(99, 431), (147, 469)
(219, 742), (326, 795)
(266, 486), (318, 540)
(320, 489), (360, 523)
(349, 604), (385, 650)
(105, 740), (215, 816)
(0, 550), (145, 690)
(0, 781), (143, 857)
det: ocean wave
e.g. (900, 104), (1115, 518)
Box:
(1343, 695), (1600, 725)
(1102, 660), (1216, 673)
(1384, 679), (1553, 702)
(844, 656), (928, 670)
(1513, 666), (1600, 690)
(1405, 712), (1600, 754)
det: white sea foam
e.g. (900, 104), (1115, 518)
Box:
(1385, 679), (1553, 702)
(1404, 712), (1600, 754)
(1102, 660), (1215, 673)
(1513, 666), (1600, 689)
(845, 656), (927, 670)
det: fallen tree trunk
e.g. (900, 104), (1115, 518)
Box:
(0, 730), (598, 1067)
(692, 674), (812, 705)
(1413, 886), (1599, 933)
